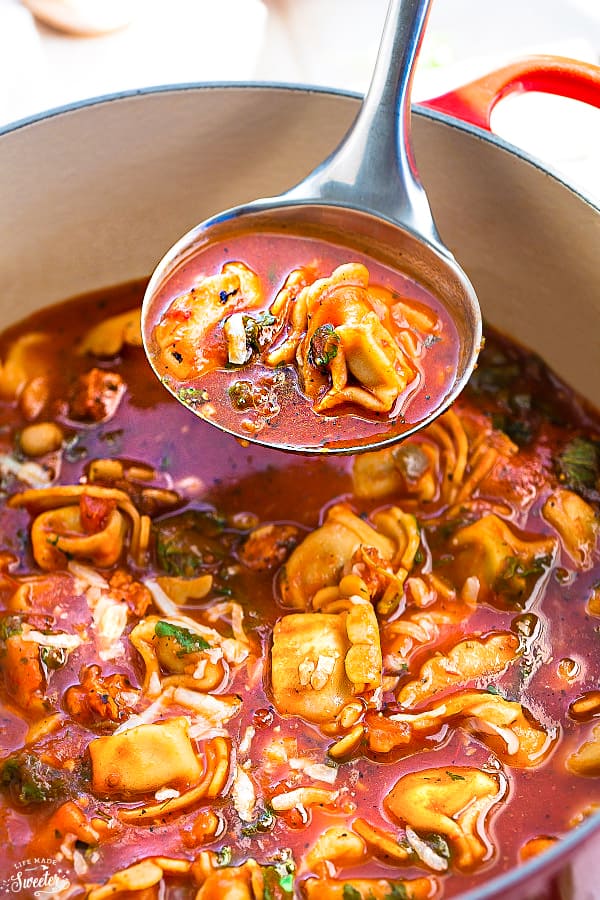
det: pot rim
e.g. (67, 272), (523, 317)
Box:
(1, 78), (599, 897)
(1, 79), (599, 217)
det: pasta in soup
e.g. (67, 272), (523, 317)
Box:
(0, 279), (599, 899)
(147, 232), (461, 450)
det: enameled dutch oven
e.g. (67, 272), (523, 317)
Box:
(1, 55), (600, 900)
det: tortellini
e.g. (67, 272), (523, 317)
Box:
(153, 262), (263, 380)
(7, 484), (149, 566)
(397, 632), (521, 707)
(86, 857), (191, 900)
(280, 503), (413, 610)
(444, 514), (556, 607)
(292, 263), (417, 414)
(271, 600), (382, 725)
(384, 767), (505, 870)
(542, 488), (598, 569)
(377, 689), (556, 767)
(78, 308), (143, 357)
(129, 614), (227, 696)
(567, 725), (600, 777)
(352, 406), (519, 509)
(89, 717), (202, 798)
(0, 332), (53, 399)
(152, 259), (434, 418)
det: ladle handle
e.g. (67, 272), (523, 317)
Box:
(285, 0), (442, 249)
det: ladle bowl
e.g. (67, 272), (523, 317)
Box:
(141, 0), (482, 454)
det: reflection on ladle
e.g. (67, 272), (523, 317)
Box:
(141, 0), (482, 455)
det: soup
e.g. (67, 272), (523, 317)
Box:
(0, 280), (599, 899)
(147, 232), (461, 451)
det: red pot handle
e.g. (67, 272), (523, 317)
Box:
(419, 55), (600, 131)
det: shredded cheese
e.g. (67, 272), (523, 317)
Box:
(21, 629), (82, 651)
(0, 454), (53, 488)
(405, 826), (449, 872)
(231, 765), (256, 822)
(223, 313), (251, 365)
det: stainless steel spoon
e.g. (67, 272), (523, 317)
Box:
(141, 0), (482, 454)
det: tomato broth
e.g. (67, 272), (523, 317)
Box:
(148, 233), (460, 450)
(0, 281), (599, 899)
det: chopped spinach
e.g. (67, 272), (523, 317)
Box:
(485, 684), (502, 696)
(492, 413), (534, 446)
(308, 324), (340, 369)
(0, 615), (23, 642)
(386, 885), (411, 900)
(155, 508), (226, 576)
(446, 771), (465, 781)
(215, 846), (232, 867)
(343, 888), (362, 900)
(241, 805), (275, 835)
(1, 752), (67, 805)
(557, 437), (600, 493)
(154, 621), (209, 656)
(243, 312), (277, 353)
(177, 386), (209, 405)
(468, 353), (521, 395)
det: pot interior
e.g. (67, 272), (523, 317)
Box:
(1, 84), (600, 900)
(0, 85), (598, 406)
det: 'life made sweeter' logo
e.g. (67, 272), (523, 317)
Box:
(0, 858), (71, 896)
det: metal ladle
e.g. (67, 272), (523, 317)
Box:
(141, 0), (482, 454)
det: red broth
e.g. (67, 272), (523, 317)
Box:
(147, 233), (460, 451)
(0, 280), (599, 899)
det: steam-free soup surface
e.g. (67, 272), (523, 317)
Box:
(148, 232), (460, 451)
(0, 281), (599, 899)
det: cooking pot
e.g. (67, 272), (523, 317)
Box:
(0, 55), (599, 900)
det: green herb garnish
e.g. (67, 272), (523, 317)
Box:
(241, 806), (275, 836)
(177, 386), (209, 404)
(1, 752), (67, 806)
(40, 645), (67, 670)
(557, 437), (600, 492)
(308, 323), (341, 369)
(155, 508), (225, 577)
(342, 887), (362, 900)
(425, 833), (451, 860)
(154, 621), (209, 656)
(0, 615), (23, 642)
(215, 846), (232, 867)
(243, 312), (277, 353)
(502, 554), (552, 581)
(386, 885), (411, 900)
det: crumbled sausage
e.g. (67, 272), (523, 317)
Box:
(64, 664), (138, 729)
(238, 523), (302, 572)
(108, 569), (152, 617)
(69, 368), (124, 422)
